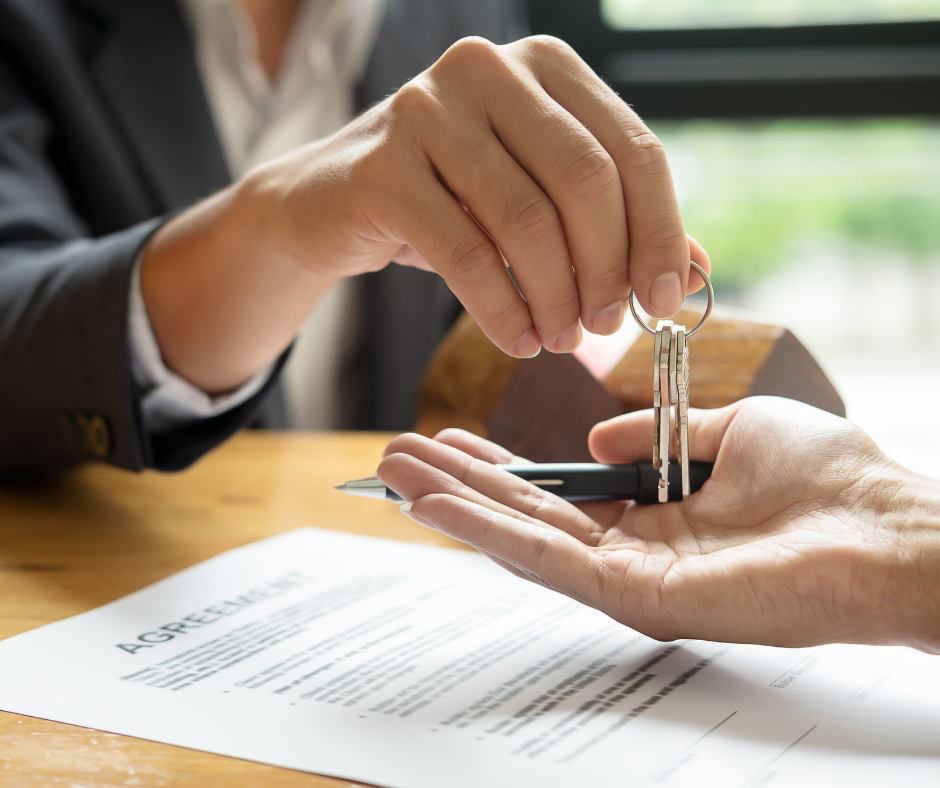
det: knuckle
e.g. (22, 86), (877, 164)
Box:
(472, 505), (496, 543)
(503, 194), (560, 245)
(544, 285), (581, 318)
(588, 262), (629, 288)
(531, 287), (581, 333)
(528, 528), (553, 566)
(435, 35), (503, 75)
(564, 148), (620, 201)
(482, 291), (526, 335)
(382, 433), (412, 455)
(637, 212), (688, 251)
(515, 486), (544, 517)
(433, 427), (466, 443)
(613, 127), (670, 173)
(448, 239), (500, 283)
(388, 79), (439, 122)
(464, 457), (491, 486)
(522, 34), (577, 62)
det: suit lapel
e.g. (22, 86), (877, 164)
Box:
(356, 0), (446, 110)
(69, 0), (231, 212)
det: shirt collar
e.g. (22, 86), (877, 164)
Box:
(179, 0), (383, 91)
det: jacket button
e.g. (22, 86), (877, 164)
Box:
(64, 414), (111, 459)
(84, 415), (110, 459)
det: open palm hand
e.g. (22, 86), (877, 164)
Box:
(378, 397), (940, 651)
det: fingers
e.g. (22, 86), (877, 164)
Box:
(514, 37), (689, 319)
(406, 493), (603, 609)
(391, 244), (436, 273)
(378, 451), (542, 524)
(381, 152), (541, 358)
(588, 402), (745, 465)
(379, 36), (711, 356)
(400, 502), (564, 588)
(430, 38), (630, 340)
(380, 433), (605, 545)
(426, 120), (583, 352)
(429, 428), (527, 465)
(686, 234), (711, 294)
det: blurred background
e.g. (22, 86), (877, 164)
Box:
(531, 0), (940, 472)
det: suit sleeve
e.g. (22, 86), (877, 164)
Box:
(0, 60), (286, 478)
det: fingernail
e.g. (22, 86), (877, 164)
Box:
(648, 272), (683, 317)
(551, 321), (582, 353)
(512, 328), (542, 358)
(399, 502), (439, 531)
(589, 301), (625, 335)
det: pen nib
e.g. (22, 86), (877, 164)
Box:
(334, 477), (390, 499)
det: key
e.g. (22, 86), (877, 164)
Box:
(653, 320), (673, 503)
(628, 260), (713, 504)
(652, 326), (663, 471)
(670, 325), (691, 500)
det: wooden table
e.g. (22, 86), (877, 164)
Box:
(0, 432), (468, 787)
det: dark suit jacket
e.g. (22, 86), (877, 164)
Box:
(0, 0), (526, 476)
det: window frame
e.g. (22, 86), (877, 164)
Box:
(527, 1), (940, 118)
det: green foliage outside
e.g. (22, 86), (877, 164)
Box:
(652, 119), (940, 287)
(602, 0), (940, 30)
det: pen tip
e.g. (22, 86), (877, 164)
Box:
(334, 484), (346, 492)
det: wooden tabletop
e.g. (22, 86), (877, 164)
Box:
(0, 432), (469, 787)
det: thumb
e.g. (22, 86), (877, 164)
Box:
(588, 401), (744, 464)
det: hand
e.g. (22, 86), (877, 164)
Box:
(260, 35), (709, 354)
(143, 36), (709, 391)
(377, 397), (940, 652)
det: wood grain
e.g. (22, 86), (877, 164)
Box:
(604, 306), (845, 416)
(0, 432), (469, 787)
(604, 305), (785, 411)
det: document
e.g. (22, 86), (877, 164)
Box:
(0, 528), (937, 787)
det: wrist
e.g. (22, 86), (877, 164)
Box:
(142, 168), (338, 393)
(872, 464), (940, 653)
(233, 161), (339, 288)
(238, 146), (358, 287)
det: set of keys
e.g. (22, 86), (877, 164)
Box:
(631, 261), (713, 503)
(653, 320), (690, 501)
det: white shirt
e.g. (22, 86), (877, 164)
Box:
(129, 0), (385, 434)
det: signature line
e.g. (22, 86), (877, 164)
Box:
(648, 711), (738, 779)
(740, 725), (817, 787)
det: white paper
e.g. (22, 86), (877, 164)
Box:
(0, 527), (937, 787)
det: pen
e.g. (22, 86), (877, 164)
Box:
(335, 461), (713, 505)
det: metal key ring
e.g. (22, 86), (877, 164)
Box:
(628, 261), (714, 337)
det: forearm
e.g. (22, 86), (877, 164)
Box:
(140, 171), (337, 394)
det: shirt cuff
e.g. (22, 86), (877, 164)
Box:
(127, 252), (276, 435)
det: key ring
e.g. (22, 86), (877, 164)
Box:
(628, 262), (714, 338)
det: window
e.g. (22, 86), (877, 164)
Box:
(529, 1), (940, 462)
(661, 118), (940, 288)
(602, 0), (940, 31)
(528, 2), (940, 117)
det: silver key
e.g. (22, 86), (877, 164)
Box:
(653, 320), (673, 503)
(628, 260), (713, 504)
(652, 327), (663, 470)
(671, 325), (691, 500)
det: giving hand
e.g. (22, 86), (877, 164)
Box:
(143, 36), (709, 391)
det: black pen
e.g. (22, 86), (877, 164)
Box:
(335, 461), (712, 505)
